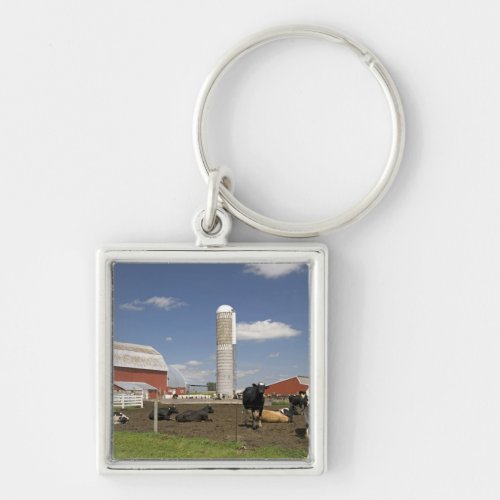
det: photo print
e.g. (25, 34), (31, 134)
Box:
(98, 246), (326, 473)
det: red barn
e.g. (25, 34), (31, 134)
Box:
(113, 341), (168, 395)
(264, 376), (309, 396)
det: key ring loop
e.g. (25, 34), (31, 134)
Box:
(193, 25), (405, 237)
(202, 166), (234, 233)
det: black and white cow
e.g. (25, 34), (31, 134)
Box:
(289, 391), (309, 437)
(242, 382), (268, 430)
(303, 403), (309, 438)
(113, 411), (129, 424)
(175, 405), (214, 422)
(279, 407), (295, 420)
(148, 406), (178, 421)
(288, 391), (308, 412)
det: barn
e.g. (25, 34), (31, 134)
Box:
(264, 376), (309, 396)
(113, 341), (168, 396)
(113, 381), (160, 400)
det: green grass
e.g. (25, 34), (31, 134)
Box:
(113, 432), (307, 460)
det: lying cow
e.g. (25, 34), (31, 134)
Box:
(175, 405), (214, 423)
(113, 411), (129, 424)
(260, 409), (293, 423)
(148, 406), (178, 421)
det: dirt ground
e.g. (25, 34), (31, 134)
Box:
(113, 401), (308, 452)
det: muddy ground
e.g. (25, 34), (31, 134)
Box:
(114, 401), (308, 452)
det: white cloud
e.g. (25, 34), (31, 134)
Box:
(165, 336), (173, 342)
(269, 352), (280, 358)
(119, 301), (144, 311)
(171, 363), (214, 384)
(186, 360), (203, 366)
(237, 320), (301, 341)
(144, 296), (186, 310)
(243, 263), (304, 279)
(119, 296), (186, 312)
(237, 368), (260, 377)
(171, 363), (186, 370)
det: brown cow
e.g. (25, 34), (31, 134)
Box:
(260, 409), (292, 423)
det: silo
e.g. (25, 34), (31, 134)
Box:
(216, 304), (236, 397)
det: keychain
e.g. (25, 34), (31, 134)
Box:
(98, 25), (405, 474)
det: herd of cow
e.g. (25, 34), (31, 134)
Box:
(242, 383), (309, 434)
(113, 382), (309, 437)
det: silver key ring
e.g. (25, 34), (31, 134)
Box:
(193, 25), (405, 238)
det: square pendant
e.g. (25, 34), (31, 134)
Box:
(97, 243), (327, 474)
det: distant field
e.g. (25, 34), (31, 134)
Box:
(114, 432), (308, 460)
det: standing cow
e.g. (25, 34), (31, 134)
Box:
(289, 391), (309, 437)
(242, 382), (268, 430)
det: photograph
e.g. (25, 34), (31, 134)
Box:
(98, 246), (327, 471)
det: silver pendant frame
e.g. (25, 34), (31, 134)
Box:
(97, 243), (327, 474)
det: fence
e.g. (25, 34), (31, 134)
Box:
(113, 391), (144, 409)
(174, 394), (214, 400)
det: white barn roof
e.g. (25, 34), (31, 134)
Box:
(114, 381), (158, 391)
(113, 341), (168, 372)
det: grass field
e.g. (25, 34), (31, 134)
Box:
(114, 432), (308, 460)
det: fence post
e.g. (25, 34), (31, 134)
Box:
(153, 400), (158, 433)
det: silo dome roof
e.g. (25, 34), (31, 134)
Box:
(217, 304), (234, 313)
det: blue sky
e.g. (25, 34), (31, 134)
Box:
(113, 262), (309, 390)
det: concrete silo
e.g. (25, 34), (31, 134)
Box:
(216, 304), (236, 398)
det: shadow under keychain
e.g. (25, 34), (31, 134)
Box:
(98, 25), (405, 474)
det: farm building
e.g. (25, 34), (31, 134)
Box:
(113, 381), (160, 400)
(167, 364), (187, 396)
(188, 383), (208, 394)
(113, 341), (168, 396)
(264, 376), (309, 396)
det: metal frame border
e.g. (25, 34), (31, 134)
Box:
(97, 243), (328, 474)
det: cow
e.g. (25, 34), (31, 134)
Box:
(260, 409), (292, 423)
(175, 405), (214, 422)
(288, 391), (308, 412)
(303, 404), (310, 438)
(289, 390), (309, 437)
(242, 382), (268, 429)
(148, 406), (178, 421)
(113, 411), (129, 424)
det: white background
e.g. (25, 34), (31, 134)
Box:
(1, 1), (499, 498)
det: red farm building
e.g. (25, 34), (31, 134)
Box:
(264, 376), (309, 397)
(113, 341), (168, 398)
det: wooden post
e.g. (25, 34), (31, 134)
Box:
(235, 404), (238, 443)
(153, 400), (158, 433)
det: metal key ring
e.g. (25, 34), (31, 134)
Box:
(193, 25), (405, 238)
